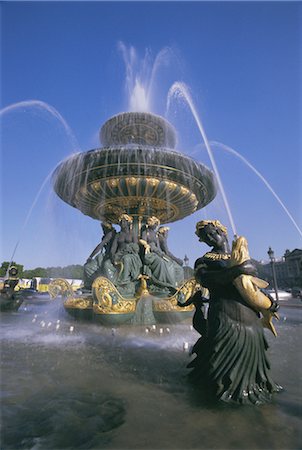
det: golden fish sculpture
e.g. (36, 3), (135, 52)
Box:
(231, 236), (279, 336)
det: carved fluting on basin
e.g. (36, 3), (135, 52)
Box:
(53, 112), (217, 224)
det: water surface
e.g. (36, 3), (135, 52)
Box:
(1, 297), (301, 449)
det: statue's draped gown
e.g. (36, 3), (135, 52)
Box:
(142, 230), (184, 291)
(191, 254), (282, 405)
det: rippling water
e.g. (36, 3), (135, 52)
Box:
(1, 297), (301, 449)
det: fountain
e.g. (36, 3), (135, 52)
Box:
(50, 111), (217, 324)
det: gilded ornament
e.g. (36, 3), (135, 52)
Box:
(147, 178), (160, 187)
(126, 177), (138, 186)
(231, 236), (279, 336)
(152, 278), (200, 312)
(64, 296), (93, 309)
(108, 178), (119, 188)
(48, 278), (74, 299)
(136, 274), (150, 297)
(92, 182), (100, 190)
(92, 276), (136, 314)
(180, 186), (190, 195)
(166, 181), (177, 191)
(204, 252), (231, 261)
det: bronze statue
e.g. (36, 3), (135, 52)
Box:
(184, 219), (282, 405)
(110, 214), (142, 297)
(140, 217), (184, 295)
(83, 222), (116, 289)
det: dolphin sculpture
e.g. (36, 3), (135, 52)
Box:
(231, 236), (279, 336)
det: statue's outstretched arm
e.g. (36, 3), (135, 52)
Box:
(88, 233), (112, 260)
(159, 236), (183, 265)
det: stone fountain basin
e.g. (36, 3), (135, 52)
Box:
(53, 146), (217, 223)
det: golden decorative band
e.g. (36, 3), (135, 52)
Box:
(64, 296), (93, 310)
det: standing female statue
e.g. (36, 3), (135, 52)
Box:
(187, 219), (281, 405)
(110, 214), (142, 297)
(140, 217), (182, 294)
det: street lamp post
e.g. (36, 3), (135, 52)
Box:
(267, 247), (279, 303)
(184, 254), (189, 267)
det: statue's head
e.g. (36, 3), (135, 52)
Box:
(119, 214), (133, 226)
(158, 226), (170, 236)
(147, 216), (160, 228)
(101, 221), (113, 230)
(195, 220), (228, 247)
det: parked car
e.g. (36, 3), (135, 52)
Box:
(291, 287), (302, 299)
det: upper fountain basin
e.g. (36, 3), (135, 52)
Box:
(100, 112), (177, 148)
(53, 112), (217, 224)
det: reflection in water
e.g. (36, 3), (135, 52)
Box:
(1, 298), (301, 449)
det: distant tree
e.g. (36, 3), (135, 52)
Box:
(0, 261), (24, 278)
(69, 265), (84, 279)
(21, 264), (84, 279)
(23, 267), (47, 278)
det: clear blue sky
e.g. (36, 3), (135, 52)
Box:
(1, 1), (301, 269)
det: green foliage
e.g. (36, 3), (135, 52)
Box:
(0, 261), (83, 280)
(46, 265), (84, 279)
(22, 264), (83, 279)
(23, 267), (47, 278)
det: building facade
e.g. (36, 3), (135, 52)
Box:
(256, 249), (302, 289)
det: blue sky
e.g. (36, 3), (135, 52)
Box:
(1, 1), (301, 269)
